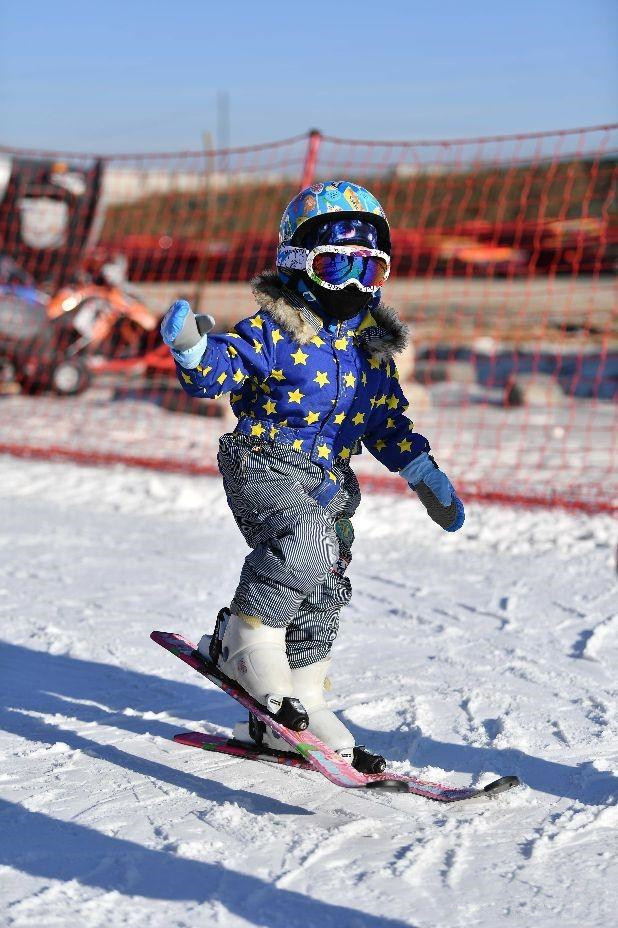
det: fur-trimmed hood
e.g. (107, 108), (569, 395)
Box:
(251, 271), (408, 362)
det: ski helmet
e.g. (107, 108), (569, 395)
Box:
(278, 180), (390, 255)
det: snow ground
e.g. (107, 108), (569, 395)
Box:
(0, 454), (616, 928)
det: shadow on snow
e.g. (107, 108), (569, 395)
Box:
(3, 640), (421, 925)
(0, 638), (308, 817)
(2, 637), (616, 812)
(342, 717), (617, 807)
(0, 798), (414, 927)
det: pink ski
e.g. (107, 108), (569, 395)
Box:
(151, 631), (519, 802)
(174, 732), (314, 769)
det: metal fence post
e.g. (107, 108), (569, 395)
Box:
(300, 129), (322, 189)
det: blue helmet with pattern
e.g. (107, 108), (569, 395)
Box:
(278, 180), (390, 257)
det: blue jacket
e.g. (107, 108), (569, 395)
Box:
(175, 273), (429, 503)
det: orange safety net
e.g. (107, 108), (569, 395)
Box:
(0, 126), (616, 513)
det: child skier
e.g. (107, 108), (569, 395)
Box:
(161, 181), (464, 772)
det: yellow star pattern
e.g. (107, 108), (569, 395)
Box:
(176, 311), (416, 474)
(196, 364), (212, 375)
(291, 347), (309, 366)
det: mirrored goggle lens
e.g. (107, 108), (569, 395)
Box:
(311, 251), (389, 288)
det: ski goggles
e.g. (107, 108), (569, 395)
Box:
(277, 243), (390, 292)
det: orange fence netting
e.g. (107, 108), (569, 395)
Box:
(0, 125), (616, 513)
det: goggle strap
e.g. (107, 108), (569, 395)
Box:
(276, 245), (308, 272)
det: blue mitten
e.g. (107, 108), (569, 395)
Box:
(160, 300), (214, 369)
(401, 452), (465, 532)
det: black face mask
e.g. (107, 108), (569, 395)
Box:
(304, 277), (372, 321)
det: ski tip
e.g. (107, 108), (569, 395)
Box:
(365, 779), (409, 793)
(151, 630), (182, 646)
(482, 775), (520, 796)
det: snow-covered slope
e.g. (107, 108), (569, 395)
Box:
(0, 455), (616, 927)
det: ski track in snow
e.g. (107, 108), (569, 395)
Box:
(0, 454), (616, 927)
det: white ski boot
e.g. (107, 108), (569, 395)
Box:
(234, 658), (386, 773)
(289, 659), (356, 759)
(199, 608), (308, 731)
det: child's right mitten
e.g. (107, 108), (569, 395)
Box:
(160, 299), (215, 369)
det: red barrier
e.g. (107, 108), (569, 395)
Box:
(0, 126), (616, 513)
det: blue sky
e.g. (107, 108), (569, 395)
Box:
(0, 0), (615, 152)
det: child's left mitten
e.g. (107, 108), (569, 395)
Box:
(401, 452), (465, 532)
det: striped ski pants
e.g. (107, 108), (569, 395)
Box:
(217, 432), (361, 668)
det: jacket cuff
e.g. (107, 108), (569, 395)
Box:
(170, 333), (208, 370)
(400, 449), (433, 487)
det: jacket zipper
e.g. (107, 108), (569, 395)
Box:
(315, 320), (343, 459)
